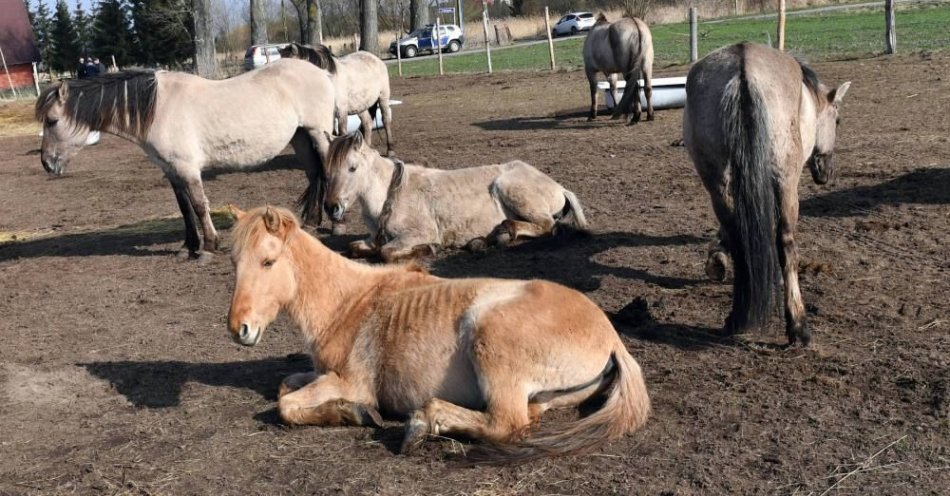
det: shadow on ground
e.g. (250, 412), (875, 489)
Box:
(802, 166), (950, 217)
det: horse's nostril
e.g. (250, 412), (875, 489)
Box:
(239, 323), (249, 340)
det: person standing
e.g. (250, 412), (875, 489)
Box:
(77, 57), (87, 78)
(94, 57), (107, 74)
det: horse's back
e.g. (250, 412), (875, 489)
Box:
(584, 17), (649, 73)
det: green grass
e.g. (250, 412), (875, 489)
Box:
(390, 4), (950, 77)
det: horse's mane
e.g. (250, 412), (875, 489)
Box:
(326, 130), (365, 173)
(595, 13), (608, 24)
(797, 57), (823, 96)
(230, 206), (300, 259)
(285, 42), (337, 73)
(35, 70), (158, 139)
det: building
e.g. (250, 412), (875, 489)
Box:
(0, 0), (42, 91)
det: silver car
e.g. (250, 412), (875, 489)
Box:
(552, 12), (596, 37)
(244, 43), (290, 70)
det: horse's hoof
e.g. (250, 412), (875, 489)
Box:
(400, 412), (429, 455)
(787, 319), (811, 347)
(347, 403), (384, 428)
(587, 115), (596, 122)
(277, 381), (293, 400)
(196, 251), (214, 265)
(465, 238), (489, 252)
(176, 248), (194, 260)
(705, 252), (729, 282)
(331, 223), (347, 236)
(723, 313), (740, 335)
(610, 113), (622, 121)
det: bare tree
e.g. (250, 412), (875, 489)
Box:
(359, 0), (377, 54)
(194, 0), (217, 76)
(623, 0), (653, 19)
(410, 0), (427, 32)
(251, 0), (268, 44)
(306, 0), (322, 44)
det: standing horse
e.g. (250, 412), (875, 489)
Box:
(279, 43), (394, 155)
(322, 131), (589, 262)
(683, 43), (850, 345)
(34, 59), (336, 260)
(226, 204), (649, 462)
(583, 14), (654, 124)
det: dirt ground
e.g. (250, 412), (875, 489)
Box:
(1, 53), (948, 495)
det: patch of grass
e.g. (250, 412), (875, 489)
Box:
(390, 4), (950, 77)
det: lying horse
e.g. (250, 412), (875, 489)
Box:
(226, 204), (650, 462)
(34, 60), (336, 259)
(279, 42), (394, 155)
(583, 14), (654, 123)
(683, 43), (850, 345)
(322, 131), (589, 262)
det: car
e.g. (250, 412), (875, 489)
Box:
(551, 12), (596, 37)
(389, 24), (464, 58)
(244, 43), (290, 70)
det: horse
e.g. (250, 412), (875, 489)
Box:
(279, 42), (394, 155)
(322, 130), (589, 262)
(582, 14), (654, 124)
(226, 204), (650, 462)
(34, 59), (336, 261)
(682, 43), (850, 345)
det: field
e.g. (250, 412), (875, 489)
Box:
(391, 3), (950, 76)
(1, 52), (949, 494)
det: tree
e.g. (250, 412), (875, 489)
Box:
(30, 0), (54, 66)
(49, 0), (80, 73)
(130, 0), (193, 67)
(92, 0), (135, 67)
(74, 0), (93, 56)
(306, 0), (322, 44)
(192, 0), (216, 76)
(250, 0), (268, 45)
(358, 0), (377, 55)
(409, 0), (427, 32)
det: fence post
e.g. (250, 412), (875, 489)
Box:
(777, 0), (786, 51)
(884, 0), (896, 54)
(544, 6), (556, 70)
(436, 18), (444, 75)
(32, 61), (41, 95)
(689, 7), (698, 63)
(481, 1), (492, 74)
(396, 36), (403, 76)
(0, 46), (19, 99)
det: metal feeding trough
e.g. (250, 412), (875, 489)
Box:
(598, 77), (687, 111)
(340, 99), (402, 134)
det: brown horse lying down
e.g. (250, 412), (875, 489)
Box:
(226, 205), (650, 462)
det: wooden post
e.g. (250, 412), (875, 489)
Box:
(435, 18), (444, 75)
(735, 0), (739, 15)
(0, 46), (19, 99)
(32, 62), (41, 95)
(544, 6), (556, 70)
(689, 7), (698, 63)
(777, 0), (786, 51)
(396, 36), (403, 76)
(884, 0), (896, 54)
(111, 55), (118, 71)
(481, 2), (492, 74)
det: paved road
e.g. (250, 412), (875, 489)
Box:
(384, 0), (947, 65)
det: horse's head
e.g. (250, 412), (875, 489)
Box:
(323, 130), (375, 222)
(278, 42), (302, 59)
(808, 80), (851, 185)
(35, 82), (93, 176)
(227, 205), (300, 347)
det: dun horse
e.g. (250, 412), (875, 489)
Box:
(683, 43), (850, 345)
(35, 60), (336, 260)
(322, 131), (589, 262)
(226, 204), (650, 462)
(280, 43), (394, 155)
(583, 14), (654, 124)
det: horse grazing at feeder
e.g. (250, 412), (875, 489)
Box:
(683, 42), (851, 345)
(279, 42), (395, 155)
(226, 204), (650, 463)
(34, 59), (337, 260)
(321, 130), (589, 262)
(582, 13), (654, 124)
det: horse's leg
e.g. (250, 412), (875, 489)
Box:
(586, 67), (599, 121)
(278, 372), (380, 427)
(642, 58), (655, 121)
(303, 127), (347, 235)
(169, 177), (200, 258)
(181, 173), (218, 259)
(401, 395), (532, 454)
(359, 110), (374, 146)
(777, 180), (809, 346)
(290, 129), (324, 227)
(379, 241), (438, 263)
(348, 238), (378, 258)
(608, 73), (619, 118)
(335, 107), (348, 137)
(490, 219), (554, 246)
(706, 227), (730, 282)
(378, 98), (394, 156)
(626, 71), (642, 125)
(278, 371), (319, 399)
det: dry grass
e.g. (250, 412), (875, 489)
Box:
(0, 100), (39, 138)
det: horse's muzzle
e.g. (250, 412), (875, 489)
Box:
(234, 323), (262, 347)
(808, 152), (833, 185)
(41, 157), (64, 176)
(325, 202), (346, 222)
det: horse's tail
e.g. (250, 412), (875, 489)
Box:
(293, 130), (326, 226)
(559, 189), (590, 231)
(468, 345), (650, 464)
(719, 57), (781, 332)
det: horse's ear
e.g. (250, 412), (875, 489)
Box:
(829, 81), (851, 106)
(290, 44), (300, 56)
(228, 204), (246, 220)
(354, 129), (366, 149)
(324, 130), (333, 143)
(57, 83), (68, 103)
(263, 206), (281, 234)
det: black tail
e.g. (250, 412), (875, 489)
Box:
(719, 57), (781, 332)
(291, 129), (326, 226)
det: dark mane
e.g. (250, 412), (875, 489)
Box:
(35, 71), (158, 138)
(797, 57), (822, 95)
(596, 13), (608, 24)
(326, 130), (364, 173)
(283, 42), (337, 74)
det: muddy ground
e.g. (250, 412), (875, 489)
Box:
(1, 53), (948, 495)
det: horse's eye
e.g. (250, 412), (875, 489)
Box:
(835, 117), (841, 126)
(46, 118), (58, 127)
(262, 259), (275, 267)
(348, 165), (357, 173)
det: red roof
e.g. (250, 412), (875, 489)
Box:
(0, 0), (41, 65)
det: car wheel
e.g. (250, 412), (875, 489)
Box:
(571, 26), (579, 36)
(404, 46), (417, 58)
(551, 29), (558, 38)
(448, 40), (461, 53)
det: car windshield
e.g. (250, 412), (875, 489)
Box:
(579, 13), (594, 18)
(407, 28), (424, 38)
